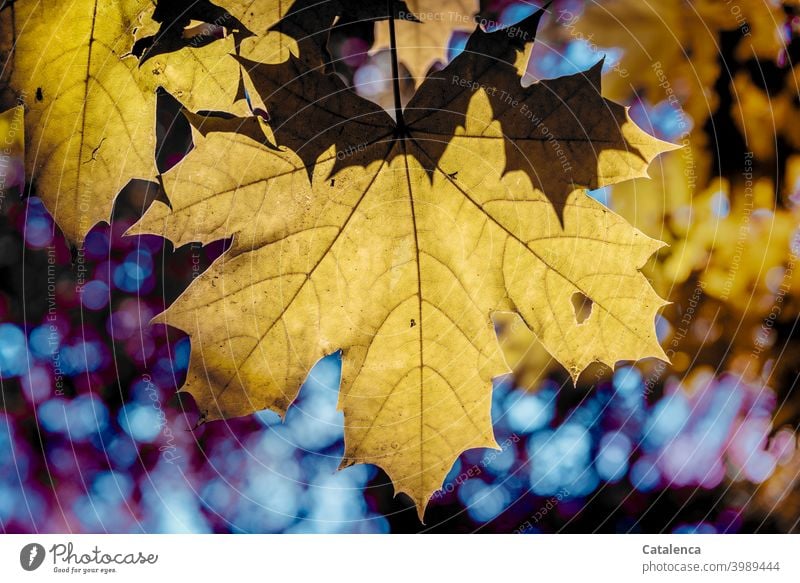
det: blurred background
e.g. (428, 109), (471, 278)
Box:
(1, 0), (800, 533)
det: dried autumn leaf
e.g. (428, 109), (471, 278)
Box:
(132, 7), (674, 516)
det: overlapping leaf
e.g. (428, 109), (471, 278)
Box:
(141, 0), (417, 67)
(0, 0), (248, 243)
(132, 7), (674, 516)
(373, 0), (478, 82)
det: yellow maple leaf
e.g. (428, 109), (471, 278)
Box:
(373, 0), (479, 82)
(217, 0), (420, 66)
(0, 0), (249, 243)
(132, 7), (674, 517)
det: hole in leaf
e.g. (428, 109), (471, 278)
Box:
(571, 292), (593, 324)
(182, 21), (226, 45)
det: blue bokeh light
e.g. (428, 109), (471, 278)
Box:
(0, 323), (28, 378)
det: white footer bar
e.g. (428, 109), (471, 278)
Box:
(1, 534), (797, 582)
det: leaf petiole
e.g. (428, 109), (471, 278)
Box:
(387, 0), (405, 132)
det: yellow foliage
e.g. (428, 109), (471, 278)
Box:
(132, 9), (673, 515)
